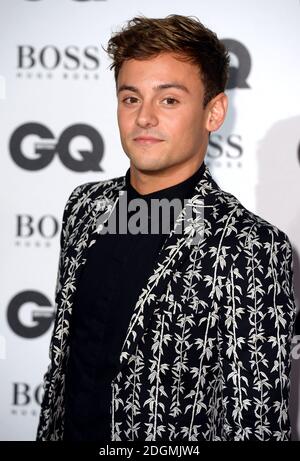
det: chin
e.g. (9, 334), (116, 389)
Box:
(127, 153), (169, 173)
(131, 161), (165, 173)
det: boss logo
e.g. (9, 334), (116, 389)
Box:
(207, 133), (243, 167)
(17, 45), (99, 71)
(12, 383), (43, 407)
(15, 215), (60, 247)
(16, 215), (59, 239)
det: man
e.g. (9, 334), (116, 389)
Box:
(37, 15), (296, 441)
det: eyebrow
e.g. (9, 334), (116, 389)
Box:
(117, 83), (190, 95)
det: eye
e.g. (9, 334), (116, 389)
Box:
(162, 97), (179, 105)
(122, 96), (140, 104)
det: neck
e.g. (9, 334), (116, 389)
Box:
(129, 158), (205, 195)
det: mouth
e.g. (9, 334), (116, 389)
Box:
(133, 136), (164, 145)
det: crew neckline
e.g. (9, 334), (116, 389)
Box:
(125, 161), (205, 202)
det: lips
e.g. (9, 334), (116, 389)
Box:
(133, 136), (163, 144)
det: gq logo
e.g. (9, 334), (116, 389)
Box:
(7, 291), (55, 338)
(221, 39), (251, 90)
(9, 123), (104, 171)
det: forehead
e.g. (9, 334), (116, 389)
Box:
(117, 52), (203, 91)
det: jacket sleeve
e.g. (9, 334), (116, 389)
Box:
(220, 225), (296, 441)
(36, 184), (84, 440)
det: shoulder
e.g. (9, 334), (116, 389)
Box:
(63, 174), (126, 214)
(59, 175), (126, 246)
(218, 187), (292, 251)
(67, 174), (125, 201)
(216, 190), (294, 301)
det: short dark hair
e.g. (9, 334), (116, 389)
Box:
(105, 14), (230, 107)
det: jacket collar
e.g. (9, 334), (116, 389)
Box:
(124, 161), (206, 202)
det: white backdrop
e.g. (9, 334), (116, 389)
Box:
(0, 0), (299, 441)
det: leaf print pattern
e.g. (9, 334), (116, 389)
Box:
(36, 164), (296, 441)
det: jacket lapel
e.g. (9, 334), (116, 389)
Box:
(107, 165), (224, 374)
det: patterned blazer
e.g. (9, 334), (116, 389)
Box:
(36, 164), (296, 441)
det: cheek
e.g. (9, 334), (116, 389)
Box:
(165, 112), (196, 139)
(118, 109), (135, 132)
(181, 108), (206, 134)
(117, 112), (129, 134)
(170, 112), (206, 150)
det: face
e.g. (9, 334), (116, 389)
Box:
(116, 52), (227, 177)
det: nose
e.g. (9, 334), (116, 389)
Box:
(135, 100), (158, 129)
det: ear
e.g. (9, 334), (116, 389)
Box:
(205, 92), (228, 132)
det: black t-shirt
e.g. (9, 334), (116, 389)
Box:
(63, 161), (205, 441)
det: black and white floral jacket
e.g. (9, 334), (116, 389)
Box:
(36, 164), (296, 441)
